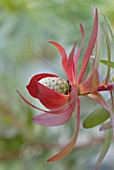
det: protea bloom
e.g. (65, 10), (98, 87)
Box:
(17, 8), (114, 163)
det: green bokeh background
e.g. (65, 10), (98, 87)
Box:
(0, 0), (114, 170)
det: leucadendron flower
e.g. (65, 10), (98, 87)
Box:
(17, 7), (114, 165)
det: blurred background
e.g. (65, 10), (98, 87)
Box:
(0, 0), (114, 170)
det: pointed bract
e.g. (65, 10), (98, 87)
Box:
(77, 9), (98, 84)
(33, 106), (73, 126)
(79, 68), (99, 94)
(74, 23), (85, 81)
(47, 97), (80, 162)
(66, 42), (76, 86)
(48, 40), (67, 72)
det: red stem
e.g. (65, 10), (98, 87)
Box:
(97, 83), (114, 92)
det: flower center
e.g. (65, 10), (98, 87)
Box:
(39, 77), (71, 95)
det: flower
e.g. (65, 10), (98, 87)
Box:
(17, 8), (114, 163)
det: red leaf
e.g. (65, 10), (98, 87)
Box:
(17, 90), (69, 114)
(87, 91), (111, 111)
(33, 106), (73, 126)
(35, 81), (69, 110)
(74, 23), (85, 81)
(79, 68), (99, 94)
(27, 73), (58, 98)
(47, 97), (80, 162)
(66, 42), (76, 85)
(77, 9), (98, 84)
(48, 40), (67, 72)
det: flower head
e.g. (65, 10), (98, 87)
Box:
(17, 7), (114, 165)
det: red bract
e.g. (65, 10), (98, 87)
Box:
(17, 8), (114, 162)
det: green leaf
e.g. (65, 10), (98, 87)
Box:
(95, 129), (113, 170)
(99, 121), (112, 131)
(92, 5), (102, 68)
(112, 76), (114, 81)
(102, 22), (111, 85)
(103, 13), (114, 43)
(83, 107), (110, 128)
(100, 59), (114, 68)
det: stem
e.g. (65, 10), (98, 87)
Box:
(97, 83), (114, 92)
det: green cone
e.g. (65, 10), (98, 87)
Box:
(39, 77), (70, 95)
